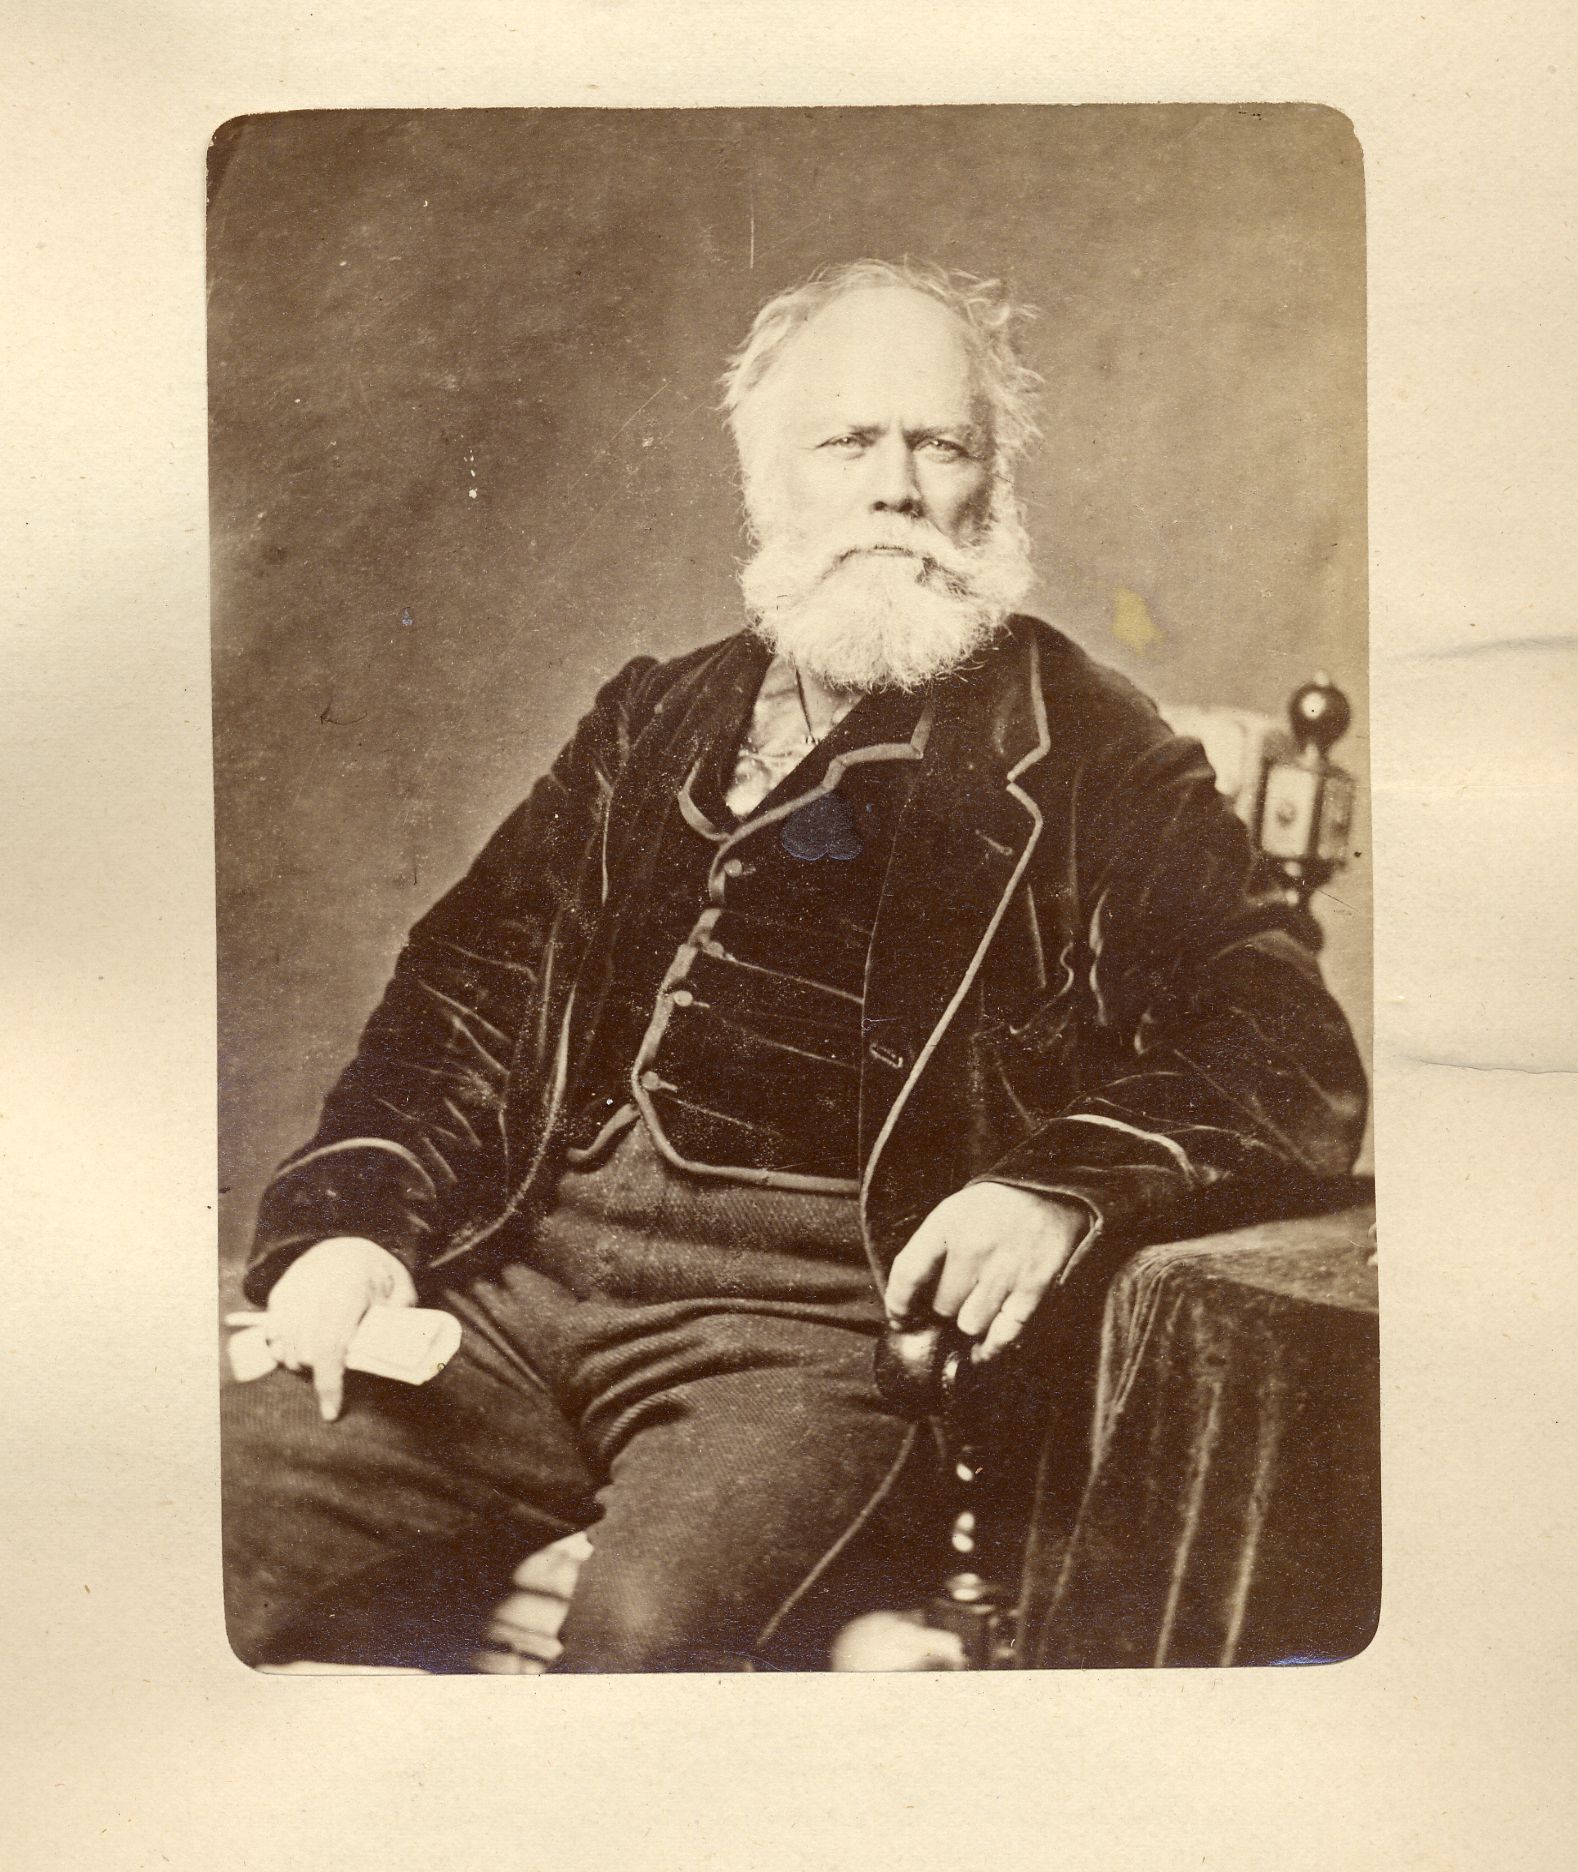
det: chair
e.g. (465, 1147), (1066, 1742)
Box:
(461, 669), (1369, 1673)
(828, 670), (1375, 1670)
(836, 1187), (1377, 1671)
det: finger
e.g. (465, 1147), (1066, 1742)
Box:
(275, 1282), (366, 1390)
(265, 1298), (320, 1373)
(975, 1268), (1057, 1362)
(954, 1259), (1017, 1339)
(974, 1307), (1028, 1363)
(930, 1237), (991, 1322)
(883, 1224), (948, 1325)
(312, 1347), (348, 1423)
(385, 1263), (419, 1310)
(262, 1321), (303, 1372)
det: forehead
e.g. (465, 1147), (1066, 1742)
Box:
(772, 287), (982, 427)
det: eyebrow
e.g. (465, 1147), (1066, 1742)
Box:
(812, 420), (984, 447)
(908, 423), (982, 446)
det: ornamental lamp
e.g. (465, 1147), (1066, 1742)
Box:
(1253, 671), (1357, 942)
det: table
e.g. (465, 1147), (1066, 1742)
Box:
(1016, 1204), (1379, 1669)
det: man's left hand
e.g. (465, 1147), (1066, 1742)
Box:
(883, 1183), (1089, 1363)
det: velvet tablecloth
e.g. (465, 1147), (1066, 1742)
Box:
(1018, 1205), (1380, 1669)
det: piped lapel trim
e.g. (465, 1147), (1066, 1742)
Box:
(859, 627), (1054, 1243)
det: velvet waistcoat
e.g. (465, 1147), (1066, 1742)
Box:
(562, 684), (927, 1188)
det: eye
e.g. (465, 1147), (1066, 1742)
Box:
(920, 437), (970, 461)
(819, 433), (867, 454)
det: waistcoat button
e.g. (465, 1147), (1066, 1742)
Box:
(639, 1068), (662, 1091)
(670, 987), (694, 1007)
(721, 857), (747, 879)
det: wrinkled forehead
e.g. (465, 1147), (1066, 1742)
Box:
(762, 287), (987, 438)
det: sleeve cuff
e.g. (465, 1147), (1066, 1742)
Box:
(966, 1177), (1105, 1280)
(971, 1112), (1211, 1282)
(243, 1139), (441, 1304)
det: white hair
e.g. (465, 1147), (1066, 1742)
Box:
(740, 498), (1036, 692)
(720, 258), (1043, 532)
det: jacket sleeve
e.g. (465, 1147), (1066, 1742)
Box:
(242, 655), (659, 1304)
(980, 713), (1368, 1278)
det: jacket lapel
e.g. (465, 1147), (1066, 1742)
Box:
(600, 631), (767, 892)
(554, 631), (765, 1088)
(558, 620), (1054, 1235)
(860, 624), (1053, 1205)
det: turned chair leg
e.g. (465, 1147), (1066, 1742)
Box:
(831, 1324), (1017, 1671)
(471, 1529), (595, 1674)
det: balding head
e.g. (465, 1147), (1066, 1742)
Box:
(723, 259), (1041, 535)
(727, 263), (1041, 691)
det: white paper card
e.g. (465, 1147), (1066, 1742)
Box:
(224, 1306), (462, 1385)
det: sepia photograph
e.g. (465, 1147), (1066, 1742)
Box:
(211, 103), (1377, 1674)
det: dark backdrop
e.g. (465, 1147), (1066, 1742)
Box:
(210, 105), (1370, 1273)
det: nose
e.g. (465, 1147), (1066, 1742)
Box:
(867, 434), (922, 518)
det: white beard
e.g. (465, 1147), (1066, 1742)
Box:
(739, 500), (1036, 694)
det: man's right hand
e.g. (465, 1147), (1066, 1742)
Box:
(261, 1236), (418, 1422)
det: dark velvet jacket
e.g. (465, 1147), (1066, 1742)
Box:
(245, 617), (1368, 1306)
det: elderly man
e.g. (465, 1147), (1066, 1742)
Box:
(223, 260), (1366, 1672)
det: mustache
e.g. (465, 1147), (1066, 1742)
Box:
(739, 496), (1035, 693)
(818, 521), (979, 587)
(738, 490), (1037, 653)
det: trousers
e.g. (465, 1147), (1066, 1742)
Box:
(222, 1122), (936, 1671)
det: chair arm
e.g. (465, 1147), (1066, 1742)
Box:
(873, 1321), (978, 1421)
(874, 1178), (1374, 1422)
